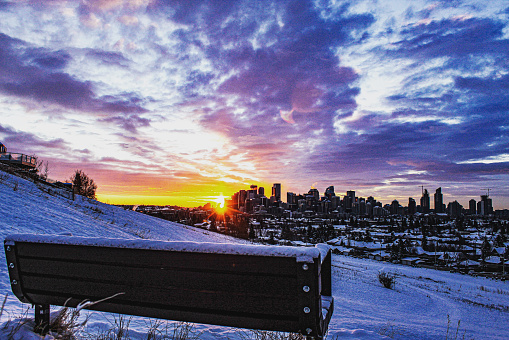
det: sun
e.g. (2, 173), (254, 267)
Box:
(213, 194), (228, 214)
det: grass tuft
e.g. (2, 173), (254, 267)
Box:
(378, 270), (396, 289)
(45, 306), (89, 339)
(237, 330), (305, 340)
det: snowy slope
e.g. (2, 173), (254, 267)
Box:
(0, 170), (509, 339)
(0, 170), (250, 338)
(328, 256), (509, 339)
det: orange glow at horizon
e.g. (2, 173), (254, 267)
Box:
(89, 168), (274, 208)
(95, 179), (274, 208)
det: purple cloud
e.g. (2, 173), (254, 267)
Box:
(86, 50), (130, 67)
(394, 17), (509, 59)
(99, 114), (151, 133)
(0, 124), (67, 154)
(0, 33), (147, 115)
(181, 1), (372, 146)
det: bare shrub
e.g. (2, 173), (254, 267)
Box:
(378, 271), (396, 289)
(0, 171), (9, 183)
(89, 318), (200, 340)
(91, 315), (132, 340)
(0, 294), (7, 321)
(0, 306), (31, 339)
(169, 321), (201, 340)
(377, 320), (404, 339)
(43, 307), (89, 339)
(238, 330), (305, 340)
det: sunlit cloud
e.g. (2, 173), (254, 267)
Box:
(458, 154), (509, 164)
(390, 115), (464, 125)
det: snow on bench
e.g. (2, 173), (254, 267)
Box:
(4, 234), (334, 339)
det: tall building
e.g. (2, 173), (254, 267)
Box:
(238, 190), (247, 210)
(272, 183), (281, 202)
(248, 185), (258, 199)
(420, 189), (430, 213)
(308, 188), (320, 201)
(479, 194), (493, 216)
(484, 195), (493, 215)
(344, 190), (355, 212)
(408, 198), (416, 215)
(390, 200), (400, 215)
(325, 186), (335, 200)
(447, 200), (463, 218)
(287, 192), (296, 204)
(434, 187), (444, 213)
(359, 197), (366, 216)
(331, 196), (340, 210)
(258, 187), (264, 197)
(366, 201), (373, 217)
(469, 199), (476, 215)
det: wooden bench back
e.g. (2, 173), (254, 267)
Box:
(5, 234), (333, 338)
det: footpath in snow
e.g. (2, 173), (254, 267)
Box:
(0, 170), (508, 339)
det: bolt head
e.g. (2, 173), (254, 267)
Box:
(306, 328), (313, 334)
(303, 307), (311, 314)
(9, 263), (14, 269)
(302, 264), (309, 271)
(6, 246), (11, 252)
(303, 285), (310, 293)
(11, 280), (17, 285)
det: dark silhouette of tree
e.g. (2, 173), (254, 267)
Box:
(421, 235), (428, 251)
(70, 170), (97, 199)
(494, 233), (505, 248)
(481, 237), (492, 262)
(248, 225), (256, 240)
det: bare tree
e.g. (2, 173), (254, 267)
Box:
(36, 159), (49, 180)
(70, 170), (97, 199)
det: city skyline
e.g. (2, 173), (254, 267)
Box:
(1, 1), (509, 208)
(223, 182), (497, 216)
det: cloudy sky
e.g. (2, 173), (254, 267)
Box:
(1, 0), (508, 208)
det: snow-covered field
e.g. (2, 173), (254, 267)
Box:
(330, 256), (509, 339)
(0, 170), (508, 339)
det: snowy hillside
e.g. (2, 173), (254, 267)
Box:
(0, 170), (508, 339)
(330, 256), (509, 339)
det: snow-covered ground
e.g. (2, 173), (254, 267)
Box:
(0, 170), (508, 339)
(330, 256), (509, 339)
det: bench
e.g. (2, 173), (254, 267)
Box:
(4, 234), (334, 339)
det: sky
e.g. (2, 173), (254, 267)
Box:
(1, 0), (509, 209)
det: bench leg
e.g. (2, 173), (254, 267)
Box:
(34, 304), (50, 335)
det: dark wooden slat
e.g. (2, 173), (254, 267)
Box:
(17, 258), (296, 297)
(21, 275), (299, 316)
(16, 243), (297, 276)
(23, 294), (301, 333)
